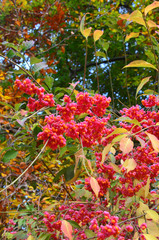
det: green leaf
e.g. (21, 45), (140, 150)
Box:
(21, 40), (34, 51)
(123, 60), (157, 70)
(7, 49), (16, 58)
(85, 229), (96, 238)
(14, 69), (31, 75)
(38, 233), (52, 240)
(99, 38), (109, 52)
(80, 14), (86, 35)
(44, 76), (54, 89)
(136, 76), (151, 97)
(2, 150), (18, 163)
(115, 116), (141, 126)
(0, 101), (14, 110)
(32, 62), (48, 72)
(66, 220), (81, 229)
(30, 57), (42, 65)
(64, 165), (75, 182)
(59, 146), (67, 158)
(95, 51), (106, 58)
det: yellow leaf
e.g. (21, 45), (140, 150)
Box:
(109, 163), (121, 174)
(27, 236), (35, 240)
(125, 32), (139, 42)
(82, 27), (92, 39)
(136, 76), (151, 97)
(119, 13), (130, 20)
(119, 137), (134, 155)
(146, 220), (159, 236)
(146, 132), (159, 152)
(112, 134), (128, 143)
(143, 234), (158, 240)
(124, 158), (137, 173)
(93, 30), (104, 42)
(145, 176), (150, 198)
(146, 209), (159, 223)
(136, 201), (149, 216)
(123, 60), (157, 70)
(90, 177), (100, 198)
(144, 1), (159, 16)
(128, 10), (146, 27)
(147, 20), (159, 28)
(101, 144), (112, 164)
(106, 127), (128, 139)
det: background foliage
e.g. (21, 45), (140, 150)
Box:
(0, 0), (159, 239)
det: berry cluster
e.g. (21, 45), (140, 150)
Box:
(43, 204), (121, 240)
(15, 79), (55, 111)
(142, 95), (159, 108)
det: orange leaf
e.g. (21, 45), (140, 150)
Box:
(119, 137), (134, 155)
(61, 220), (73, 240)
(90, 177), (100, 198)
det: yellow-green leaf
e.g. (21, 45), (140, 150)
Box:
(112, 134), (128, 143)
(27, 236), (35, 240)
(106, 128), (128, 139)
(61, 220), (73, 240)
(90, 177), (100, 198)
(143, 234), (158, 240)
(144, 1), (159, 16)
(128, 10), (146, 27)
(146, 132), (159, 152)
(101, 144), (112, 164)
(109, 163), (121, 174)
(147, 20), (159, 28)
(93, 30), (104, 42)
(136, 201), (149, 216)
(80, 14), (86, 34)
(123, 60), (157, 70)
(115, 116), (141, 126)
(125, 32), (139, 42)
(146, 209), (159, 223)
(82, 27), (92, 39)
(145, 176), (150, 198)
(136, 76), (151, 97)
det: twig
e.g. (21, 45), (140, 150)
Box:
(0, 140), (49, 193)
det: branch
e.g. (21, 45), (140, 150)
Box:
(69, 56), (126, 75)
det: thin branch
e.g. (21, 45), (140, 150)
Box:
(0, 53), (44, 89)
(0, 140), (49, 193)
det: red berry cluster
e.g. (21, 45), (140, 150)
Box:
(43, 204), (121, 240)
(15, 79), (55, 111)
(142, 95), (159, 108)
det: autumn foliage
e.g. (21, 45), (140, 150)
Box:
(0, 1), (159, 240)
